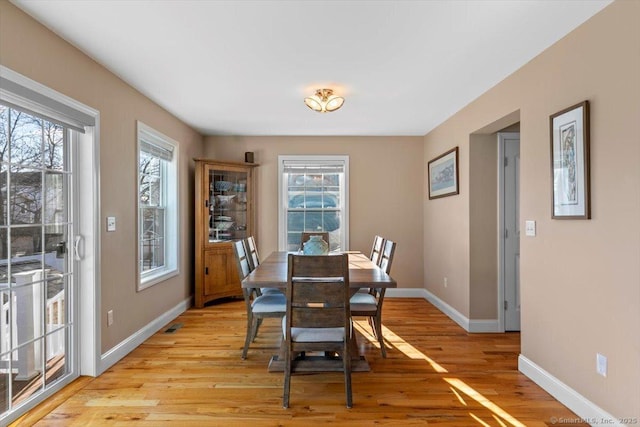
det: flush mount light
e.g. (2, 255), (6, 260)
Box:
(304, 88), (344, 113)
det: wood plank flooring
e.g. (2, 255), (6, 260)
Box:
(12, 298), (587, 426)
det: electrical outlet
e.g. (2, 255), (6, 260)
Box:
(444, 277), (448, 288)
(107, 310), (114, 326)
(596, 353), (607, 377)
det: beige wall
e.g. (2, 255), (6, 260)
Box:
(0, 2), (204, 352)
(203, 136), (424, 289)
(469, 133), (498, 319)
(424, 0), (639, 418)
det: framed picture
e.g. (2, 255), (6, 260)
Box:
(550, 100), (590, 219)
(428, 147), (459, 199)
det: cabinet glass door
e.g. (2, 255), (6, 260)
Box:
(206, 167), (249, 242)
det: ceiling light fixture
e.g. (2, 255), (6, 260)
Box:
(304, 88), (344, 113)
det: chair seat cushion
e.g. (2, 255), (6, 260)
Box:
(252, 293), (286, 313)
(282, 316), (350, 342)
(349, 292), (377, 312)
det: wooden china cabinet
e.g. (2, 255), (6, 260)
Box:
(194, 159), (258, 308)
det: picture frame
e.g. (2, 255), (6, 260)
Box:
(550, 100), (590, 219)
(428, 146), (459, 199)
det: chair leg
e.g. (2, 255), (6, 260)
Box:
(283, 343), (291, 408)
(241, 312), (253, 359)
(343, 346), (352, 408)
(373, 315), (386, 358)
(243, 315), (260, 359)
(368, 317), (375, 336)
(251, 317), (263, 342)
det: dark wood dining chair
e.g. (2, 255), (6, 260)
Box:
(233, 240), (286, 360)
(246, 235), (260, 270)
(350, 239), (396, 358)
(369, 235), (385, 266)
(299, 231), (329, 251)
(283, 253), (352, 408)
(245, 236), (281, 295)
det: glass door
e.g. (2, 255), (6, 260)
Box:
(207, 165), (250, 243)
(0, 105), (76, 419)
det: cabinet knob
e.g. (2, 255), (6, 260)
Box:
(205, 267), (209, 275)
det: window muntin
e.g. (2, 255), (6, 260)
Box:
(137, 122), (178, 289)
(279, 156), (348, 252)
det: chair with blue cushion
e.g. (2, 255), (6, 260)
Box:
(245, 236), (281, 295)
(369, 235), (385, 266)
(350, 239), (396, 358)
(283, 253), (352, 408)
(233, 239), (286, 360)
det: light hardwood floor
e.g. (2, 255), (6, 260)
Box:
(12, 298), (586, 426)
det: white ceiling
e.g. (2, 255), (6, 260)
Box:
(12, 0), (612, 136)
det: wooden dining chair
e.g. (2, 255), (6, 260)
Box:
(299, 231), (329, 252)
(283, 253), (352, 408)
(233, 240), (286, 360)
(245, 235), (260, 270)
(245, 236), (281, 295)
(369, 235), (385, 266)
(350, 239), (396, 358)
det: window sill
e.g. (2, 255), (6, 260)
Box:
(138, 268), (178, 291)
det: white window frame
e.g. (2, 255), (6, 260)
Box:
(278, 155), (349, 252)
(136, 121), (179, 290)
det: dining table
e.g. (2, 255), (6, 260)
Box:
(241, 250), (397, 372)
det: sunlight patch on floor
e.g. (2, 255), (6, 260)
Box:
(365, 322), (526, 427)
(444, 378), (526, 427)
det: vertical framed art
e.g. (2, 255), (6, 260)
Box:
(550, 100), (590, 219)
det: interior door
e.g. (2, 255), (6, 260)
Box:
(501, 132), (521, 331)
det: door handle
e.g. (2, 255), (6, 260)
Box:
(74, 235), (84, 261)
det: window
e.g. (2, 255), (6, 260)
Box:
(137, 121), (178, 290)
(278, 155), (349, 252)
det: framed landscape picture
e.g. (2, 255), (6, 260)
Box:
(550, 100), (590, 219)
(428, 147), (459, 199)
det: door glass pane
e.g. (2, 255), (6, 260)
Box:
(10, 112), (42, 168)
(44, 328), (68, 387)
(208, 167), (249, 242)
(0, 169), (7, 228)
(9, 167), (42, 226)
(43, 123), (65, 172)
(44, 172), (67, 227)
(11, 341), (44, 407)
(12, 281), (44, 348)
(11, 226), (44, 259)
(0, 105), (8, 156)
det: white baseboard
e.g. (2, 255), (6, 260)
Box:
(385, 288), (429, 298)
(467, 319), (501, 333)
(519, 355), (622, 427)
(99, 297), (191, 375)
(413, 289), (500, 333)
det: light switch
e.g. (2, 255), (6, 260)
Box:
(106, 216), (116, 232)
(525, 220), (536, 237)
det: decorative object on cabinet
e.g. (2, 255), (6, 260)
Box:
(428, 146), (459, 200)
(550, 100), (590, 219)
(194, 159), (258, 308)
